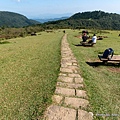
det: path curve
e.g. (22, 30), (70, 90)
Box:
(44, 34), (93, 120)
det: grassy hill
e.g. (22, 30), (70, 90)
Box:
(0, 11), (40, 27)
(45, 11), (120, 30)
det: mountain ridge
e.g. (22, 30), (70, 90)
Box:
(35, 17), (68, 23)
(1, 10), (120, 30)
(45, 10), (120, 30)
(0, 11), (40, 27)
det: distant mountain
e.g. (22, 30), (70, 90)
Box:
(44, 11), (120, 30)
(2, 11), (120, 30)
(35, 17), (68, 23)
(0, 11), (40, 27)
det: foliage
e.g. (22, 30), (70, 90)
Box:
(0, 25), (44, 40)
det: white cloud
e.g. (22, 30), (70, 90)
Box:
(17, 0), (20, 2)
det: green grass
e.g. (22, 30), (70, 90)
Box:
(67, 29), (120, 120)
(1, 29), (120, 120)
(0, 30), (63, 119)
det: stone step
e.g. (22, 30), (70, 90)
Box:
(58, 76), (74, 83)
(44, 105), (93, 120)
(78, 109), (93, 120)
(64, 97), (89, 109)
(44, 105), (76, 120)
(57, 82), (84, 89)
(55, 87), (75, 96)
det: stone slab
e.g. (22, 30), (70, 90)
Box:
(58, 76), (74, 83)
(55, 87), (75, 96)
(76, 90), (88, 99)
(44, 105), (76, 120)
(68, 73), (81, 78)
(60, 68), (73, 73)
(78, 109), (93, 120)
(59, 73), (67, 77)
(57, 82), (84, 89)
(67, 65), (78, 69)
(75, 77), (83, 83)
(64, 97), (89, 109)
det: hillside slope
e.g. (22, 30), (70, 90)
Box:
(0, 11), (40, 27)
(45, 11), (120, 30)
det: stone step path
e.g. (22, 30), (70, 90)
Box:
(44, 34), (93, 120)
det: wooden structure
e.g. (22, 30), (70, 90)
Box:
(80, 42), (96, 47)
(98, 54), (120, 63)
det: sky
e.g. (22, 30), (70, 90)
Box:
(0, 0), (120, 19)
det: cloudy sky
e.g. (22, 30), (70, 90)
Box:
(0, 0), (120, 19)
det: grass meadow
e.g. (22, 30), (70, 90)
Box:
(67, 29), (120, 120)
(0, 30), (63, 119)
(0, 29), (120, 120)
